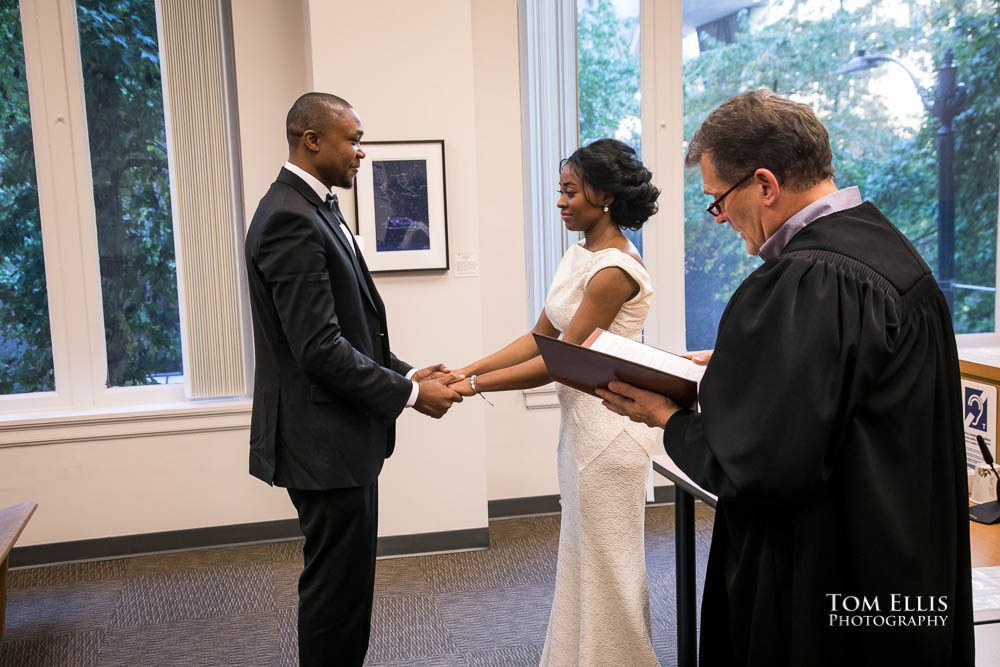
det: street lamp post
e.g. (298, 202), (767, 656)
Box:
(838, 48), (970, 311)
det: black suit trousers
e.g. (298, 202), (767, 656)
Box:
(288, 483), (378, 667)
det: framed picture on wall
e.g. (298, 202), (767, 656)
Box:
(352, 140), (449, 273)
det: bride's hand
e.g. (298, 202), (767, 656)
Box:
(448, 377), (476, 397)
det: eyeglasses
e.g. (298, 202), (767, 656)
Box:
(706, 170), (755, 217)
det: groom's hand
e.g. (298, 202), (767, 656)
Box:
(414, 376), (463, 419)
(412, 363), (456, 382)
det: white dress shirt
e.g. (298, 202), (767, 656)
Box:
(283, 162), (357, 255)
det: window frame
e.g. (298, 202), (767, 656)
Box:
(674, 0), (1000, 349)
(1, 0), (251, 419)
(0, 0), (185, 416)
(524, 0), (1000, 357)
(520, 0), (581, 323)
(520, 0), (687, 350)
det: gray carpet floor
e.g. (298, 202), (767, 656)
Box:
(0, 503), (715, 667)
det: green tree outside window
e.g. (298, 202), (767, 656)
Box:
(0, 0), (53, 394)
(578, 0), (644, 254)
(77, 0), (181, 387)
(682, 0), (999, 349)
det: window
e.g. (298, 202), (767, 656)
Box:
(681, 0), (1000, 349)
(577, 0), (642, 254)
(521, 0), (645, 322)
(0, 1), (53, 394)
(77, 0), (182, 388)
(1, 0), (249, 414)
(520, 0), (578, 321)
(525, 0), (998, 351)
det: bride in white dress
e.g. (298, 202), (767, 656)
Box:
(449, 139), (661, 667)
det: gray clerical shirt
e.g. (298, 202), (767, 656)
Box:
(758, 186), (863, 261)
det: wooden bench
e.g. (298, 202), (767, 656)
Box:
(0, 500), (37, 638)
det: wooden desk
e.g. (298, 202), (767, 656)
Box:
(0, 501), (37, 638)
(969, 501), (1000, 635)
(958, 350), (1000, 637)
(959, 352), (1000, 386)
(971, 518), (1000, 568)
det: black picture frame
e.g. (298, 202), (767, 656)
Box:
(352, 140), (449, 273)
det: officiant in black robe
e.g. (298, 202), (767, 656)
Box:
(598, 90), (974, 666)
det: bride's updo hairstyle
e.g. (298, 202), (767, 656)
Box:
(560, 139), (660, 231)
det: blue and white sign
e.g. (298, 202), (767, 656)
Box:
(967, 385), (990, 432)
(963, 378), (997, 466)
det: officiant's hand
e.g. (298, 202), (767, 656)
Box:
(681, 350), (715, 366)
(412, 363), (458, 382)
(682, 349), (713, 365)
(596, 380), (680, 429)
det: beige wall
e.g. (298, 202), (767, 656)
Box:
(233, 0), (309, 231)
(1, 427), (292, 545)
(0, 0), (562, 549)
(470, 0), (562, 500)
(302, 0), (561, 522)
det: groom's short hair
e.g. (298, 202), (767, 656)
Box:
(286, 92), (352, 147)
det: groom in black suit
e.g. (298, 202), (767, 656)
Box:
(244, 92), (462, 666)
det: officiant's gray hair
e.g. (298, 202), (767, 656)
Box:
(286, 92), (353, 146)
(686, 89), (834, 191)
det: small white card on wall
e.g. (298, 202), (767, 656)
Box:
(453, 251), (479, 277)
(963, 377), (997, 466)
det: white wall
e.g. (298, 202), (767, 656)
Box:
(0, 0), (562, 550)
(470, 0), (562, 500)
(302, 0), (561, 523)
(233, 0), (309, 232)
(1, 425), (293, 545)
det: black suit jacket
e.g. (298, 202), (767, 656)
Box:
(245, 168), (413, 490)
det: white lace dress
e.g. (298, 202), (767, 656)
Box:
(539, 241), (659, 667)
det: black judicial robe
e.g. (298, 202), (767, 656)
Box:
(663, 202), (974, 666)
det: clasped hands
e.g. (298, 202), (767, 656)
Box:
(411, 360), (490, 419)
(410, 363), (478, 419)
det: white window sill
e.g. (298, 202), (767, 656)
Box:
(2, 383), (561, 445)
(0, 398), (252, 448)
(523, 383), (559, 409)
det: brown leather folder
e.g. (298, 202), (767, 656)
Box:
(533, 333), (698, 409)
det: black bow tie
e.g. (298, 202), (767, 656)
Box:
(324, 193), (339, 212)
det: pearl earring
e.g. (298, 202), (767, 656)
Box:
(603, 205), (609, 213)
